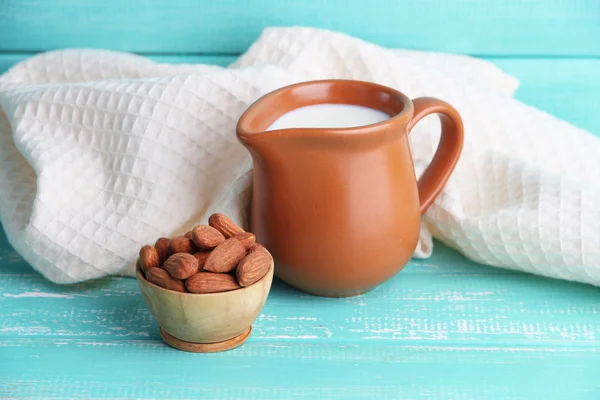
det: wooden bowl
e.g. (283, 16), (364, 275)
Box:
(136, 261), (273, 352)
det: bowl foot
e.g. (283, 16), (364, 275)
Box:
(159, 326), (252, 353)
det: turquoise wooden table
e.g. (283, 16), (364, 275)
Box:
(1, 1), (600, 398)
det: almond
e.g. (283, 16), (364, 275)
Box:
(248, 243), (268, 255)
(145, 268), (186, 292)
(169, 236), (196, 254)
(139, 245), (159, 273)
(185, 272), (241, 293)
(232, 232), (256, 250)
(192, 251), (211, 268)
(204, 238), (246, 273)
(184, 231), (194, 240)
(208, 213), (244, 238)
(236, 251), (272, 287)
(154, 237), (171, 264)
(192, 225), (225, 249)
(163, 253), (199, 279)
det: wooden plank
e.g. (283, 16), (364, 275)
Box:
(1, 338), (599, 399)
(0, 54), (23, 73)
(2, 237), (599, 345)
(493, 58), (600, 135)
(1, 0), (599, 56)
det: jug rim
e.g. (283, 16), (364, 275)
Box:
(237, 79), (413, 142)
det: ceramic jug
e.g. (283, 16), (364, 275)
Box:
(237, 80), (463, 297)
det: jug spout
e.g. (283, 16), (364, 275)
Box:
(236, 79), (413, 156)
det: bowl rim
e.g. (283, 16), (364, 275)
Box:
(136, 260), (274, 297)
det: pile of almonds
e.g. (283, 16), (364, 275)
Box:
(138, 213), (272, 293)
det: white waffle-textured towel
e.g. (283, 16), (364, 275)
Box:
(0, 27), (599, 285)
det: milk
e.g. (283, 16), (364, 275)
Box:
(266, 104), (389, 130)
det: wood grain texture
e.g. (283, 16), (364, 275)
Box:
(137, 263), (273, 343)
(159, 325), (252, 353)
(2, 236), (600, 345)
(1, 0), (599, 56)
(1, 339), (599, 399)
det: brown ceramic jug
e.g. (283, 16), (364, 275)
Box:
(237, 80), (463, 297)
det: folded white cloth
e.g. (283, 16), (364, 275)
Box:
(0, 27), (599, 285)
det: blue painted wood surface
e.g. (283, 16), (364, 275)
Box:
(1, 0), (600, 398)
(2, 231), (600, 399)
(2, 0), (600, 55)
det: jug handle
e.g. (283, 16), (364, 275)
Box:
(406, 97), (464, 215)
